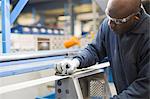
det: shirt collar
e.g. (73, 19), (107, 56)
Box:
(131, 8), (150, 34)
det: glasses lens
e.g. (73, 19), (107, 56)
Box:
(115, 20), (122, 24)
(106, 12), (138, 25)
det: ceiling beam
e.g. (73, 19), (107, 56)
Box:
(22, 0), (91, 13)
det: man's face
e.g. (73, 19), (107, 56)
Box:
(106, 10), (137, 35)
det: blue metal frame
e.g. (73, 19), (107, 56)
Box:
(1, 0), (11, 53)
(1, 0), (29, 53)
(10, 0), (29, 24)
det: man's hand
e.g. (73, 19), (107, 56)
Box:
(55, 58), (80, 75)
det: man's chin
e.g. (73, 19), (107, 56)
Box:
(112, 29), (125, 35)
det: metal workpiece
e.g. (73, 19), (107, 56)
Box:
(55, 78), (78, 99)
(55, 72), (111, 99)
(0, 49), (79, 62)
(0, 62), (110, 96)
(55, 62), (111, 99)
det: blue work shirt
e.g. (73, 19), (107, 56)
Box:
(75, 8), (150, 99)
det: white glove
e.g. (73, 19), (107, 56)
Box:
(55, 58), (80, 75)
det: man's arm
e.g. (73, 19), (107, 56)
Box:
(113, 36), (150, 99)
(55, 19), (109, 75)
(74, 19), (108, 68)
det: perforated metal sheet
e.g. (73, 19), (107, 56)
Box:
(90, 79), (106, 97)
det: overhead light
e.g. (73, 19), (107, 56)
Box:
(77, 13), (99, 20)
(47, 29), (52, 34)
(32, 28), (39, 33)
(23, 27), (30, 32)
(58, 16), (70, 21)
(40, 28), (46, 33)
(53, 29), (59, 34)
(17, 13), (40, 25)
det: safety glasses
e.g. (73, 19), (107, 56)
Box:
(106, 12), (140, 25)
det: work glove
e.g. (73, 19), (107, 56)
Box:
(55, 58), (80, 75)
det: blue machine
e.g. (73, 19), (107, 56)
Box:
(0, 49), (78, 77)
(36, 91), (55, 99)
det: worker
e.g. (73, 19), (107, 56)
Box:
(55, 0), (150, 98)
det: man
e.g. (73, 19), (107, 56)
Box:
(55, 0), (150, 98)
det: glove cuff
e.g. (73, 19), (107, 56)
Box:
(72, 58), (80, 68)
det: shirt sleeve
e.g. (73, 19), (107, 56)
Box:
(74, 19), (108, 68)
(113, 35), (150, 99)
